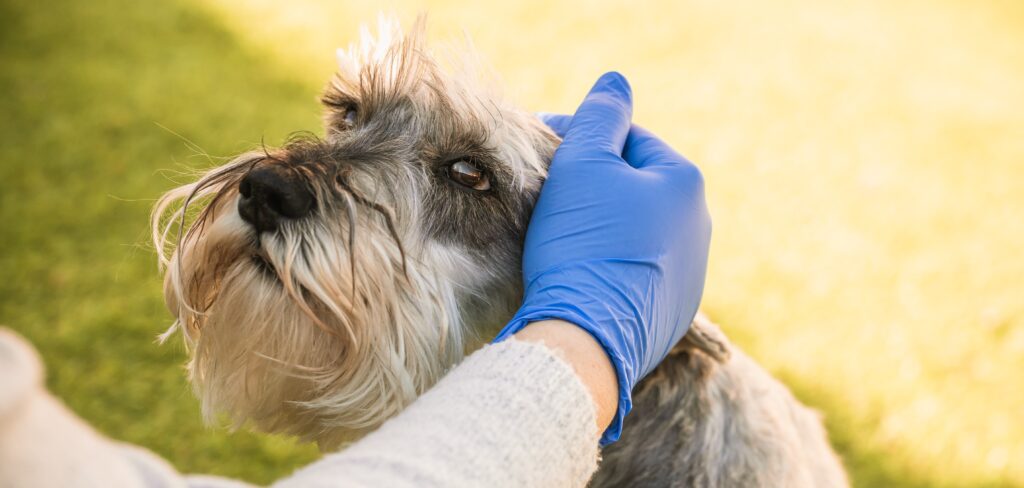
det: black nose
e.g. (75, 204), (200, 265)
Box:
(238, 165), (315, 232)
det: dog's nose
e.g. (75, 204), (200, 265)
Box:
(238, 165), (314, 232)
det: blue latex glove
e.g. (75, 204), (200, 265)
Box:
(493, 72), (712, 445)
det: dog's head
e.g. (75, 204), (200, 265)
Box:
(152, 18), (558, 448)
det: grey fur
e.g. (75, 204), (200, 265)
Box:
(153, 17), (848, 486)
(592, 314), (848, 487)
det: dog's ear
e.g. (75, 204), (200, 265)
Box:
(673, 313), (732, 363)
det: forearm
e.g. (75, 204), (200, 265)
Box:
(1, 323), (613, 488)
(513, 320), (618, 432)
(275, 331), (605, 488)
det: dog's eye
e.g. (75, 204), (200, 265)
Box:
(446, 160), (491, 191)
(342, 107), (357, 127)
(322, 96), (358, 130)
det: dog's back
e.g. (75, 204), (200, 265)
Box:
(590, 315), (848, 487)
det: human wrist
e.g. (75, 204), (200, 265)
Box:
(494, 266), (653, 444)
(511, 320), (618, 436)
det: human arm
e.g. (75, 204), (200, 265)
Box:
(0, 327), (216, 488)
(513, 320), (618, 431)
(0, 325), (604, 488)
(275, 334), (604, 488)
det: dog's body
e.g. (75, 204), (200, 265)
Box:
(598, 316), (847, 486)
(152, 18), (847, 487)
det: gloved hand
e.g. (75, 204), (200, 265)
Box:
(493, 72), (712, 445)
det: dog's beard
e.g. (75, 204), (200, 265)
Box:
(154, 156), (470, 448)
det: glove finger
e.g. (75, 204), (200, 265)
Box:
(622, 125), (687, 169)
(536, 113), (572, 138)
(541, 119), (685, 171)
(559, 72), (634, 162)
(623, 126), (707, 194)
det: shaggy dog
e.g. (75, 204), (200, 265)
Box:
(152, 18), (848, 487)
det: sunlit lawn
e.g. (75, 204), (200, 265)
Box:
(2, 0), (1021, 486)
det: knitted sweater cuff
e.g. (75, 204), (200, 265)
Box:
(278, 339), (601, 488)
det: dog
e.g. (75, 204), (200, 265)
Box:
(151, 17), (848, 487)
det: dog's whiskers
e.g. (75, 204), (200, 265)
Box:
(334, 172), (408, 278)
(340, 190), (359, 300)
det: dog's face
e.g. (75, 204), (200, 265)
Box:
(152, 19), (558, 448)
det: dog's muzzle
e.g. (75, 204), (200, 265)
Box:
(238, 164), (315, 232)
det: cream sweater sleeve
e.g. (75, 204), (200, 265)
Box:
(276, 339), (602, 488)
(0, 327), (599, 488)
(0, 328), (197, 488)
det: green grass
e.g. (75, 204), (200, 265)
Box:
(0, 0), (321, 482)
(2, 0), (1023, 486)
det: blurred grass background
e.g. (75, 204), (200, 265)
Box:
(1, 0), (1022, 486)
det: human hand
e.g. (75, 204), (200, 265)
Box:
(494, 72), (712, 444)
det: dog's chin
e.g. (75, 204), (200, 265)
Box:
(181, 261), (353, 444)
(164, 217), (471, 448)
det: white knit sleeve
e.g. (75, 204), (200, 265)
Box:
(275, 339), (601, 488)
(0, 328), (210, 488)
